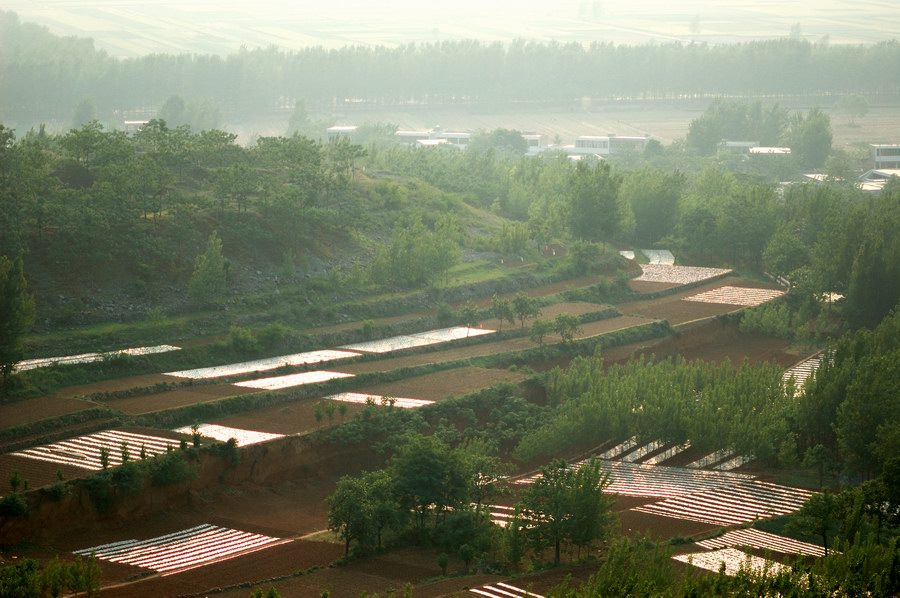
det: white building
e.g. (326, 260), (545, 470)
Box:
(871, 144), (900, 170)
(326, 125), (358, 141)
(568, 134), (649, 156)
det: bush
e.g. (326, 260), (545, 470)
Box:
(0, 492), (28, 517)
(149, 451), (195, 487)
(229, 325), (259, 354)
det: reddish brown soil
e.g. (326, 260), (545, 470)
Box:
(100, 540), (343, 597)
(216, 547), (460, 598)
(0, 395), (96, 428)
(52, 374), (175, 400)
(336, 315), (654, 375)
(360, 366), (527, 401)
(629, 280), (682, 293)
(0, 454), (90, 493)
(213, 399), (365, 436)
(617, 509), (718, 540)
(103, 383), (259, 416)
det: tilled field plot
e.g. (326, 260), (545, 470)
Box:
(696, 528), (825, 557)
(635, 264), (731, 284)
(105, 383), (257, 415)
(0, 395), (95, 428)
(684, 286), (784, 307)
(673, 547), (787, 576)
(99, 540), (343, 598)
(0, 454), (90, 493)
(76, 524), (288, 573)
(212, 400), (366, 435)
(11, 429), (184, 471)
(359, 366), (527, 401)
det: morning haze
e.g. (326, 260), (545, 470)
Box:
(1, 0), (899, 596)
(4, 0), (898, 56)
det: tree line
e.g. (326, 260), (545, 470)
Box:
(2, 11), (900, 124)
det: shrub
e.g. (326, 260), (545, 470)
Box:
(0, 493), (28, 517)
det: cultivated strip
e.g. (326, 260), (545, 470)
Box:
(173, 424), (283, 446)
(633, 480), (814, 526)
(12, 430), (179, 471)
(636, 265), (731, 284)
(340, 326), (495, 353)
(74, 524), (285, 573)
(164, 349), (359, 380)
(16, 345), (181, 372)
(673, 548), (788, 577)
(621, 439), (665, 463)
(325, 392), (434, 409)
(233, 370), (353, 391)
(643, 442), (691, 465)
(686, 449), (733, 469)
(683, 286), (784, 307)
(470, 581), (545, 597)
(696, 528), (825, 557)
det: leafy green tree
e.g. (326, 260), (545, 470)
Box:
(512, 292), (541, 329)
(0, 255), (35, 393)
(188, 231), (227, 304)
(460, 301), (479, 334)
(327, 475), (374, 556)
(490, 295), (515, 332)
(786, 491), (841, 556)
(468, 128), (528, 156)
(567, 161), (623, 241)
(554, 313), (580, 343)
(786, 107), (833, 168)
(521, 458), (613, 565)
(390, 435), (468, 530)
(619, 169), (684, 244)
(530, 319), (553, 347)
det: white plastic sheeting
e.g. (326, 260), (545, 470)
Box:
(673, 548), (787, 577)
(636, 264), (731, 284)
(340, 326), (495, 353)
(74, 524), (286, 573)
(641, 249), (675, 265)
(173, 424), (283, 446)
(164, 349), (359, 380)
(234, 370), (353, 391)
(16, 345), (181, 372)
(683, 286), (784, 307)
(326, 392), (434, 409)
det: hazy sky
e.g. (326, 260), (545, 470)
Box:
(5, 0), (899, 56)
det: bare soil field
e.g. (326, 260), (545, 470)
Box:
(617, 509), (718, 540)
(335, 315), (654, 375)
(359, 366), (527, 401)
(0, 454), (90, 493)
(100, 540), (343, 598)
(103, 383), (259, 416)
(212, 399), (365, 436)
(480, 301), (607, 330)
(630, 280), (682, 293)
(0, 395), (95, 428)
(51, 374), (174, 401)
(216, 547), (456, 598)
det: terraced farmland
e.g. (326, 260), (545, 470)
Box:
(326, 392), (434, 409)
(635, 264), (731, 285)
(633, 480), (814, 526)
(75, 524), (288, 573)
(683, 286), (784, 307)
(11, 430), (182, 471)
(696, 528), (826, 557)
(172, 424), (284, 446)
(471, 581), (545, 597)
(673, 547), (787, 576)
